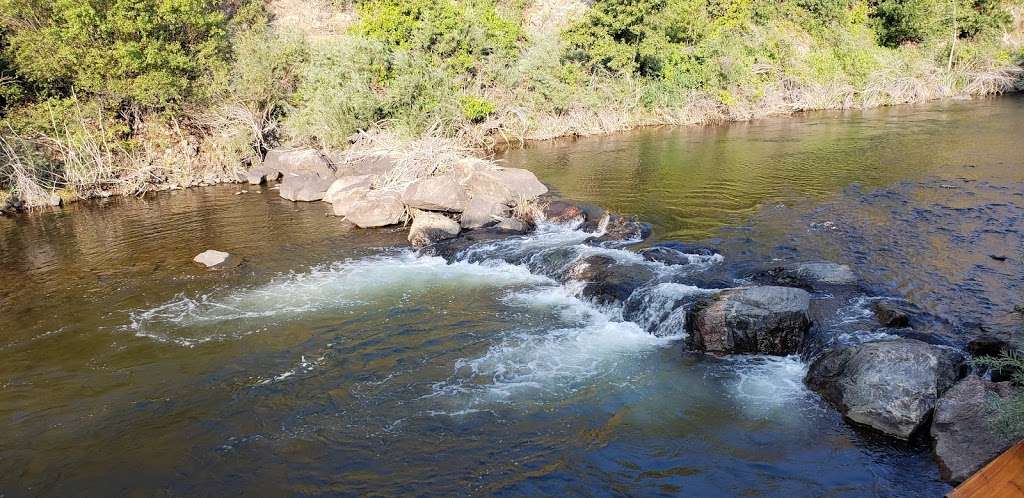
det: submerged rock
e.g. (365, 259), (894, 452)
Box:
(805, 338), (966, 439)
(623, 283), (711, 335)
(931, 375), (1017, 484)
(566, 255), (655, 305)
(408, 211), (460, 247)
(541, 200), (587, 224)
(749, 262), (856, 290)
(687, 286), (811, 355)
(460, 195), (509, 229)
(279, 173), (334, 202)
(403, 175), (469, 212)
(420, 227), (527, 263)
(193, 250), (230, 268)
(871, 297), (922, 328)
(638, 242), (719, 266)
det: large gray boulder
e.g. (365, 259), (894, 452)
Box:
(687, 286), (811, 355)
(333, 189), (405, 228)
(264, 148), (333, 179)
(805, 338), (966, 439)
(931, 375), (1017, 483)
(460, 195), (509, 229)
(408, 210), (460, 247)
(403, 176), (469, 212)
(325, 175), (374, 204)
(464, 167), (548, 204)
(279, 173), (335, 202)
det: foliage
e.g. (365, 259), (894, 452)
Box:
(974, 348), (1024, 438)
(870, 0), (1014, 47)
(459, 95), (496, 122)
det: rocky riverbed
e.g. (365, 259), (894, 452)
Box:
(240, 146), (1020, 485)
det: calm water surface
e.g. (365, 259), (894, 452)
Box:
(2, 96), (1023, 496)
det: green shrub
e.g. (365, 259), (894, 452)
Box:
(870, 0), (1014, 48)
(974, 348), (1024, 439)
(459, 95), (496, 122)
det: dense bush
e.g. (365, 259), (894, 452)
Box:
(974, 348), (1024, 438)
(871, 0), (1014, 47)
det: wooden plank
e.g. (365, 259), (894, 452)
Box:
(949, 440), (1024, 498)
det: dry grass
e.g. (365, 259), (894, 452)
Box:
(268, 0), (354, 42)
(339, 131), (482, 192)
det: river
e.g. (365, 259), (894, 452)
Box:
(1, 95), (1022, 496)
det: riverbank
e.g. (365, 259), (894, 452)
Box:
(2, 0), (1024, 209)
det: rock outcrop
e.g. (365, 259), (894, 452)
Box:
(805, 338), (966, 439)
(463, 167), (548, 203)
(408, 210), (460, 247)
(460, 195), (509, 229)
(264, 148), (334, 179)
(687, 286), (811, 355)
(931, 375), (1018, 484)
(325, 175), (374, 204)
(403, 176), (469, 212)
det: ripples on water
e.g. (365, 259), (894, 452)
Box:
(3, 97), (1023, 496)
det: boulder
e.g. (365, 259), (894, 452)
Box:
(245, 166), (270, 185)
(279, 173), (335, 202)
(408, 211), (460, 247)
(494, 217), (530, 234)
(194, 250), (230, 268)
(588, 213), (652, 244)
(464, 167), (548, 204)
(566, 255), (655, 305)
(325, 175), (374, 204)
(687, 286), (811, 355)
(334, 190), (405, 228)
(264, 148), (333, 179)
(460, 195), (509, 229)
(931, 375), (1018, 483)
(805, 338), (966, 439)
(403, 175), (469, 212)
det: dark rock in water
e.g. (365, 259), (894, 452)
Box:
(2, 195), (25, 214)
(279, 173), (335, 202)
(650, 241), (720, 257)
(871, 297), (922, 328)
(931, 375), (1018, 484)
(587, 214), (652, 244)
(989, 254), (1008, 262)
(623, 283), (711, 335)
(542, 200), (586, 224)
(884, 327), (955, 347)
(638, 246), (695, 266)
(687, 286), (811, 355)
(566, 255), (655, 305)
(420, 227), (526, 263)
(805, 338), (966, 439)
(749, 262), (856, 291)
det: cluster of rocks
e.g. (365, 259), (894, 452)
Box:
(255, 148), (548, 246)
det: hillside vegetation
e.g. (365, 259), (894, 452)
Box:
(1, 0), (1022, 206)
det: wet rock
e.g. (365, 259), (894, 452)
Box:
(193, 250), (230, 268)
(931, 375), (1018, 484)
(495, 217), (530, 234)
(408, 211), (460, 247)
(264, 148), (333, 179)
(420, 227), (525, 263)
(325, 175), (374, 204)
(542, 200), (586, 223)
(871, 297), (922, 328)
(588, 214), (652, 244)
(624, 283), (711, 335)
(805, 338), (966, 439)
(749, 262), (856, 290)
(464, 167), (548, 204)
(460, 195), (509, 229)
(2, 195), (25, 214)
(403, 175), (469, 212)
(334, 190), (405, 228)
(567, 255), (655, 305)
(639, 243), (719, 266)
(687, 286), (811, 355)
(279, 173), (335, 202)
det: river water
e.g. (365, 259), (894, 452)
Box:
(2, 96), (1022, 496)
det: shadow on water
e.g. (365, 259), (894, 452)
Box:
(1, 96), (1022, 496)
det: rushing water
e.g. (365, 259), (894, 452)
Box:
(2, 96), (1023, 496)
